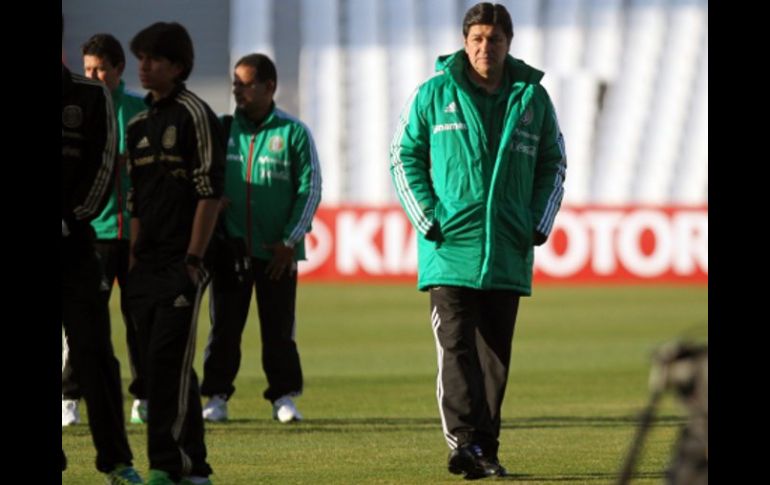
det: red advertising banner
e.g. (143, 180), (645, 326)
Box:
(298, 206), (708, 284)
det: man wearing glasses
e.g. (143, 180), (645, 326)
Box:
(200, 53), (322, 425)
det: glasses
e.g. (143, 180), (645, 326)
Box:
(232, 80), (260, 89)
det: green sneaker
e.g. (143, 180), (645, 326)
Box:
(146, 469), (175, 485)
(179, 477), (212, 485)
(105, 464), (143, 484)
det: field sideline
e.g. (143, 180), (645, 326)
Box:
(62, 283), (707, 484)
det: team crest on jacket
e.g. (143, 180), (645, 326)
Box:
(162, 126), (177, 149)
(268, 135), (285, 153)
(62, 105), (83, 129)
(520, 106), (533, 126)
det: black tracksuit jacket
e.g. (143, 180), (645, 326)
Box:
(126, 83), (225, 266)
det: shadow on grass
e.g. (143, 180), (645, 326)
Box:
(201, 414), (684, 434)
(502, 414), (684, 430)
(497, 471), (665, 481)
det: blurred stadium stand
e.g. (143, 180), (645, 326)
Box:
(63, 0), (707, 207)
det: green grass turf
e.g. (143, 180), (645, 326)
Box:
(62, 283), (707, 484)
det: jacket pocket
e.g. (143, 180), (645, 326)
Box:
(497, 204), (533, 252)
(434, 200), (484, 246)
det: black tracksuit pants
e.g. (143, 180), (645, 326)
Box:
(201, 257), (303, 403)
(61, 242), (133, 473)
(63, 239), (145, 400)
(125, 260), (212, 481)
(429, 286), (520, 459)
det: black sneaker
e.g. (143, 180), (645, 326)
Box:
(480, 456), (508, 477)
(447, 444), (497, 480)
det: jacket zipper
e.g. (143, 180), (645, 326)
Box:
(245, 134), (257, 255)
(116, 160), (123, 239)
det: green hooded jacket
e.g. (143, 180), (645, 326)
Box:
(90, 80), (146, 240)
(390, 50), (566, 294)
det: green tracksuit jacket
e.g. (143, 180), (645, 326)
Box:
(390, 50), (566, 294)
(222, 105), (322, 261)
(90, 80), (146, 240)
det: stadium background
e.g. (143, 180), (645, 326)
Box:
(62, 0), (708, 284)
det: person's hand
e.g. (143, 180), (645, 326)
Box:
(184, 253), (204, 284)
(425, 221), (443, 243)
(263, 242), (295, 280)
(186, 263), (200, 284)
(62, 218), (70, 237)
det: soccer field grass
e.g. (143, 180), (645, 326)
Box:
(62, 283), (707, 484)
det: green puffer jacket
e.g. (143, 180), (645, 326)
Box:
(390, 50), (566, 294)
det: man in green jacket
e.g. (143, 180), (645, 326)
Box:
(200, 53), (322, 424)
(390, 2), (566, 479)
(62, 33), (149, 427)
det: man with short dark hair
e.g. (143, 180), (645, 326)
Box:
(62, 32), (149, 427)
(62, 16), (143, 485)
(125, 21), (224, 485)
(200, 52), (322, 424)
(390, 2), (566, 479)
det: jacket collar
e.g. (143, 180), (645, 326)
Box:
(61, 64), (73, 96)
(234, 101), (276, 131)
(143, 82), (186, 108)
(111, 79), (127, 102)
(437, 50), (545, 91)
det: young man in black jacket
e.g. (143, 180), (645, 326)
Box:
(125, 22), (224, 485)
